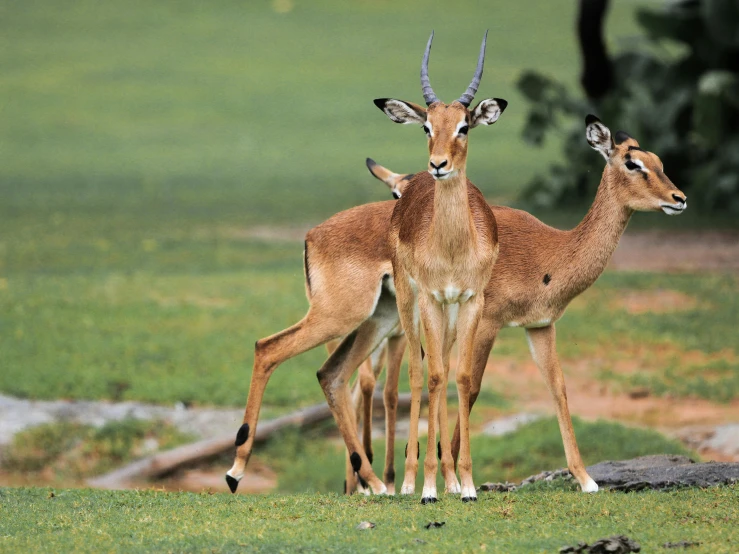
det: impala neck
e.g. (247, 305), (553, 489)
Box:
(429, 169), (475, 252)
(561, 167), (632, 293)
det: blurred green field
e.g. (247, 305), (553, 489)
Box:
(1, 1), (737, 410)
(2, 237), (737, 407)
(0, 0), (651, 275)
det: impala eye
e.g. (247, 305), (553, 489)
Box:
(458, 125), (469, 136)
(625, 160), (639, 171)
(422, 125), (430, 135)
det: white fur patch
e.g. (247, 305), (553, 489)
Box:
(632, 159), (649, 173)
(581, 478), (599, 493)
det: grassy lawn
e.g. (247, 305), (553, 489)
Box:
(1, 486), (737, 553)
(2, 236), (737, 407)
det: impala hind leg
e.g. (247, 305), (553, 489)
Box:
(383, 333), (405, 495)
(526, 325), (598, 493)
(226, 313), (346, 493)
(317, 293), (399, 495)
(455, 296), (484, 502)
(394, 275), (423, 496)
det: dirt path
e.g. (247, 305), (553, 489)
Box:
(233, 225), (739, 273)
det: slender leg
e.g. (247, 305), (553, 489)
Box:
(383, 333), (405, 495)
(226, 312), (346, 491)
(455, 296), (484, 501)
(345, 371), (364, 495)
(438, 304), (461, 494)
(525, 324), (598, 493)
(361, 342), (385, 465)
(451, 321), (498, 464)
(316, 292), (400, 494)
(395, 272), (423, 496)
(419, 294), (445, 504)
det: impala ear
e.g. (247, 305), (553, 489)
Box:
(613, 130), (640, 149)
(470, 98), (507, 128)
(373, 98), (427, 125)
(585, 114), (613, 160)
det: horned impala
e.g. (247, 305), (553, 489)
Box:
(374, 31), (506, 503)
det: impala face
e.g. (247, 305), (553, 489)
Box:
(373, 31), (507, 181)
(585, 115), (687, 214)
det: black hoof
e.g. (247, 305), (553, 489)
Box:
(461, 496), (477, 503)
(225, 475), (239, 494)
(421, 497), (438, 505)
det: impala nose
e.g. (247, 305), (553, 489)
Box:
(672, 193), (686, 205)
(429, 160), (448, 171)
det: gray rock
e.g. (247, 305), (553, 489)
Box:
(586, 454), (739, 491)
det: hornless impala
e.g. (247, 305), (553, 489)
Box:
(375, 31), (506, 503)
(226, 113), (687, 498)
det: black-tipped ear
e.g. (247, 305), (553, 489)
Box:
(614, 131), (633, 145)
(373, 98), (427, 125)
(366, 157), (377, 170)
(470, 98), (506, 128)
(585, 115), (613, 160)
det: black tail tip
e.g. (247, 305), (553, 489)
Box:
(585, 113), (601, 126)
(225, 475), (239, 494)
(494, 98), (508, 112)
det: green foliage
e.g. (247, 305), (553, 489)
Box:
(518, 0), (739, 212)
(2, 419), (193, 479)
(1, 486), (737, 552)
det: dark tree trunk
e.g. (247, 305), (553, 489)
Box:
(578, 0), (614, 100)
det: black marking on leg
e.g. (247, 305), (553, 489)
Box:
(303, 240), (312, 296)
(421, 496), (438, 505)
(405, 442), (408, 459)
(358, 474), (369, 489)
(437, 441), (441, 460)
(234, 423), (250, 447)
(366, 451), (373, 465)
(420, 345), (425, 360)
(417, 441), (420, 460)
(225, 475), (239, 494)
(543, 273), (551, 285)
(343, 479), (347, 495)
(385, 468), (395, 484)
(350, 452), (362, 473)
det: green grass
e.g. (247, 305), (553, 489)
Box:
(1, 486), (737, 553)
(2, 239), (737, 407)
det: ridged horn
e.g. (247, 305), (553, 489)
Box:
(420, 31), (439, 106)
(457, 30), (488, 107)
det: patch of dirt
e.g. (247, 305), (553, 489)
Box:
(223, 225), (739, 273)
(610, 230), (739, 273)
(610, 289), (700, 314)
(476, 347), (739, 459)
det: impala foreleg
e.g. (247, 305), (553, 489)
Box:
(438, 305), (460, 494)
(451, 321), (497, 465)
(455, 296), (484, 502)
(226, 314), (344, 493)
(525, 324), (598, 493)
(383, 333), (405, 495)
(419, 294), (446, 504)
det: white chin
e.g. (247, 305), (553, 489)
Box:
(429, 170), (454, 181)
(661, 205), (685, 215)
